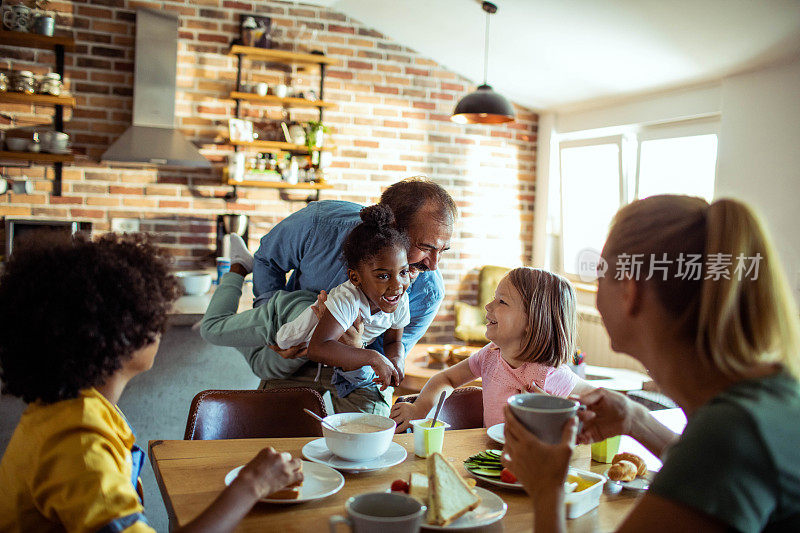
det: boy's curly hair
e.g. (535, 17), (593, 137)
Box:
(0, 231), (180, 404)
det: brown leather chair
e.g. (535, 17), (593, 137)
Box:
(184, 388), (327, 440)
(393, 386), (483, 429)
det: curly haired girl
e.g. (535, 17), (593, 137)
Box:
(201, 204), (413, 414)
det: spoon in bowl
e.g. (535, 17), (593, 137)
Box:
(303, 408), (340, 432)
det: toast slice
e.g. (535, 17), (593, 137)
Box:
(265, 464), (303, 500)
(427, 452), (481, 526)
(408, 471), (429, 504)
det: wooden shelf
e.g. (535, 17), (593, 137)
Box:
(228, 139), (332, 153)
(228, 45), (336, 66)
(0, 150), (74, 163)
(226, 180), (333, 190)
(229, 91), (335, 109)
(0, 92), (76, 107)
(0, 30), (75, 51)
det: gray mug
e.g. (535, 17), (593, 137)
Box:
(507, 393), (583, 445)
(33, 14), (55, 36)
(329, 492), (426, 533)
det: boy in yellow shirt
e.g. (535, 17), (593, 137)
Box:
(0, 233), (303, 533)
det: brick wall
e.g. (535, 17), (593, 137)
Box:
(0, 0), (538, 344)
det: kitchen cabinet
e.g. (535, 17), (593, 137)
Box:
(0, 30), (76, 196)
(225, 45), (336, 201)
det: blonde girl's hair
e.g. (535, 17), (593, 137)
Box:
(507, 267), (577, 367)
(604, 195), (800, 379)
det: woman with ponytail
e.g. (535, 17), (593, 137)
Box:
(201, 204), (413, 416)
(503, 195), (800, 532)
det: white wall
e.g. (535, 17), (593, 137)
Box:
(716, 58), (800, 302)
(537, 57), (800, 303)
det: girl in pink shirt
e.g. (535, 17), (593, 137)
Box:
(391, 268), (594, 430)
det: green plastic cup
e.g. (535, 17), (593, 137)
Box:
(410, 418), (451, 458)
(591, 435), (622, 463)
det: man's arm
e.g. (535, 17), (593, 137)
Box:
(400, 271), (444, 359)
(252, 205), (317, 303)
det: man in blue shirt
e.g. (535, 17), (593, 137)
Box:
(249, 177), (456, 415)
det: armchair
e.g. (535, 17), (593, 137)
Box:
(453, 265), (510, 344)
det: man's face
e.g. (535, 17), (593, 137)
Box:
(405, 205), (453, 274)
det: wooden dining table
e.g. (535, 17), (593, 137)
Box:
(149, 429), (644, 532)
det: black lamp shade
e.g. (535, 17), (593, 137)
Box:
(451, 84), (515, 124)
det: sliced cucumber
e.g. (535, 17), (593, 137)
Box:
(464, 449), (505, 478)
(464, 465), (502, 477)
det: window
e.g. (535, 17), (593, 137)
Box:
(637, 134), (718, 201)
(554, 118), (719, 278)
(560, 139), (623, 277)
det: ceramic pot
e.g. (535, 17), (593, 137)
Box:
(2, 4), (32, 32)
(32, 14), (54, 36)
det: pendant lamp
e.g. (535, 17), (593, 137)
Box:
(451, 1), (515, 124)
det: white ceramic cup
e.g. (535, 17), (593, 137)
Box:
(40, 131), (69, 153)
(5, 138), (29, 151)
(274, 84), (288, 97)
(507, 393), (583, 445)
(329, 492), (426, 533)
(255, 82), (268, 96)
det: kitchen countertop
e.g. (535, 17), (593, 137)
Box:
(168, 278), (254, 326)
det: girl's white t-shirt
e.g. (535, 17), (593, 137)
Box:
(275, 280), (410, 349)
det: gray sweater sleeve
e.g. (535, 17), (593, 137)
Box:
(199, 272), (320, 380)
(200, 272), (275, 347)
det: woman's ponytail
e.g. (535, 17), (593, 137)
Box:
(698, 199), (800, 378)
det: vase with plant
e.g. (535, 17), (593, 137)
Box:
(304, 120), (329, 150)
(304, 121), (329, 178)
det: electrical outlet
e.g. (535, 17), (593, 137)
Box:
(111, 218), (140, 234)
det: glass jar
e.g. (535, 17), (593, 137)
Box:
(0, 72), (8, 92)
(11, 71), (35, 94)
(38, 73), (62, 96)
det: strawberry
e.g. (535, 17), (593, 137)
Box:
(390, 479), (409, 493)
(500, 468), (517, 484)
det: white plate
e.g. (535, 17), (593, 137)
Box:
(603, 468), (654, 491)
(224, 460), (344, 504)
(302, 438), (407, 473)
(466, 469), (524, 490)
(422, 487), (507, 530)
(486, 422), (505, 444)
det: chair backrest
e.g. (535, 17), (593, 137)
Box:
(478, 265), (511, 308)
(184, 388), (327, 440)
(394, 386), (483, 430)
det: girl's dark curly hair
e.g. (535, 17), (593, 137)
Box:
(341, 204), (410, 269)
(0, 231), (180, 404)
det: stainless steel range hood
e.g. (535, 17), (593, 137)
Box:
(102, 8), (210, 168)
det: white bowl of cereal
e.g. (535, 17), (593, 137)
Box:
(322, 412), (396, 462)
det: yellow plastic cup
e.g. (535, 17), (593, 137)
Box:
(591, 435), (622, 463)
(410, 418), (451, 458)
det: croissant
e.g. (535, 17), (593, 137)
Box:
(612, 452), (647, 477)
(607, 460), (637, 482)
